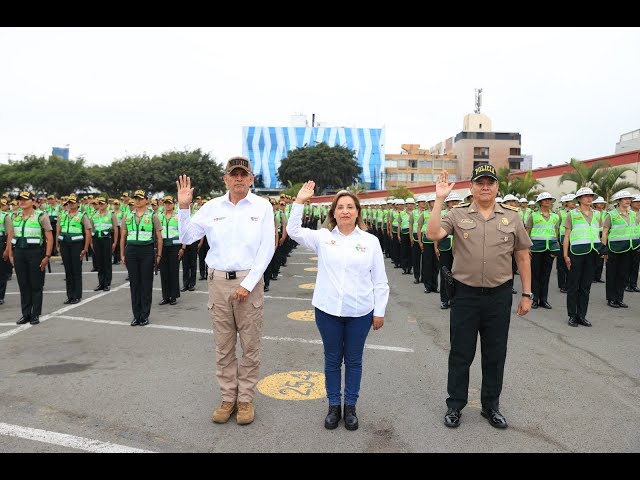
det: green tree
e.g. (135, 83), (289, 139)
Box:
(280, 180), (304, 198)
(591, 166), (638, 203)
(558, 158), (609, 191)
(346, 183), (366, 196)
(497, 166), (512, 197)
(0, 155), (89, 195)
(388, 186), (414, 201)
(510, 171), (544, 200)
(149, 149), (225, 197)
(277, 143), (362, 194)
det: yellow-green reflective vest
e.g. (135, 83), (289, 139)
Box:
(12, 210), (44, 248)
(420, 210), (433, 244)
(126, 212), (154, 245)
(607, 209), (638, 253)
(391, 211), (400, 233)
(160, 214), (180, 246)
(0, 211), (7, 239)
(569, 210), (601, 255)
(439, 209), (452, 251)
(530, 211), (560, 252)
(400, 211), (410, 234)
(92, 212), (113, 238)
(59, 210), (85, 243)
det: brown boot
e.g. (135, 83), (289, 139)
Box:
(212, 401), (236, 424)
(236, 401), (255, 425)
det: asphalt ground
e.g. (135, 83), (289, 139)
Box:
(0, 248), (639, 453)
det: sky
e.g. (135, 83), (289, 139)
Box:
(1, 27), (638, 171)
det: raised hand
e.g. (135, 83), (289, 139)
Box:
(176, 175), (194, 210)
(295, 180), (316, 204)
(435, 170), (456, 201)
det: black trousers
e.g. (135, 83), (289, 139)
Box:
(531, 250), (556, 303)
(50, 219), (58, 255)
(447, 281), (512, 411)
(182, 242), (198, 288)
(421, 243), (438, 290)
(627, 249), (640, 288)
(391, 233), (400, 266)
(566, 251), (596, 319)
(557, 240), (568, 289)
(606, 250), (632, 303)
(113, 231), (122, 264)
(198, 237), (209, 279)
(159, 245), (181, 300)
(94, 236), (113, 288)
(411, 240), (422, 281)
(594, 255), (604, 281)
(383, 231), (390, 257)
(14, 247), (45, 318)
(60, 241), (83, 301)
(0, 240), (9, 300)
(126, 243), (154, 320)
(439, 250), (454, 302)
(400, 233), (411, 272)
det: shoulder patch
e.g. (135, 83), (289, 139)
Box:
(452, 203), (469, 209)
(502, 204), (520, 212)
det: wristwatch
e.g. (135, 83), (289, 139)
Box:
(521, 292), (534, 299)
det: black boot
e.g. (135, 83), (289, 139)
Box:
(344, 404), (358, 431)
(324, 405), (341, 430)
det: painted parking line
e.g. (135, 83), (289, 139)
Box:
(50, 315), (414, 353)
(4, 290), (107, 295)
(0, 283), (130, 340)
(286, 262), (316, 265)
(0, 422), (154, 453)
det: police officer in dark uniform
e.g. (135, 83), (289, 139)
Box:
(158, 196), (183, 305)
(10, 192), (54, 324)
(120, 190), (163, 326)
(427, 165), (532, 430)
(0, 198), (14, 305)
(90, 197), (118, 291)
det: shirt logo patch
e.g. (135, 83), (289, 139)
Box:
(460, 219), (474, 224)
(251, 217), (260, 222)
(501, 218), (509, 225)
(213, 217), (226, 222)
(355, 243), (367, 253)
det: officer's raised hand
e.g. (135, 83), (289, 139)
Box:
(435, 171), (456, 200)
(176, 175), (194, 210)
(295, 181), (315, 204)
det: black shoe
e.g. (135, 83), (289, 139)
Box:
(199, 276), (207, 281)
(91, 268), (98, 272)
(540, 301), (552, 309)
(169, 298), (177, 305)
(568, 316), (579, 327)
(444, 408), (461, 428)
(113, 261), (120, 265)
(16, 316), (31, 325)
(188, 286), (195, 291)
(263, 285), (269, 292)
(531, 300), (538, 309)
(402, 270), (409, 275)
(0, 299), (4, 305)
(594, 279), (605, 283)
(324, 405), (341, 430)
(607, 300), (620, 308)
(632, 286), (640, 293)
(180, 286), (189, 292)
(440, 301), (449, 309)
(560, 288), (568, 293)
(159, 298), (170, 305)
(104, 286), (110, 292)
(130, 318), (139, 326)
(30, 316), (40, 325)
(577, 316), (592, 327)
(625, 286), (634, 292)
(481, 408), (508, 429)
(511, 288), (517, 294)
(93, 285), (104, 291)
(413, 279), (420, 284)
(424, 287), (431, 294)
(617, 301), (628, 308)
(69, 298), (80, 304)
(63, 298), (72, 304)
(271, 274), (279, 281)
(432, 288), (439, 293)
(394, 265), (401, 269)
(138, 318), (149, 326)
(343, 404), (358, 431)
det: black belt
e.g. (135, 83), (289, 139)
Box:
(454, 279), (512, 294)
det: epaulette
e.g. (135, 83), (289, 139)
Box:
(452, 203), (469, 208)
(502, 204), (520, 212)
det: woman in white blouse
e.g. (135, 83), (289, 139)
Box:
(287, 181), (389, 431)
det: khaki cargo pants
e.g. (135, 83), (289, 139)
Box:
(207, 269), (265, 403)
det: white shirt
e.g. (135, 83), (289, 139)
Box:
(178, 191), (275, 292)
(286, 203), (389, 317)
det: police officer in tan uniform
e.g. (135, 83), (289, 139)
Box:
(427, 164), (532, 430)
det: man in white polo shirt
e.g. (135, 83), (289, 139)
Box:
(176, 156), (275, 426)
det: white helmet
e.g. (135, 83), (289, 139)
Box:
(380, 200), (387, 205)
(417, 195), (427, 202)
(611, 190), (634, 202)
(445, 192), (462, 203)
(405, 197), (415, 204)
(565, 194), (576, 202)
(464, 189), (473, 200)
(528, 200), (535, 206)
(535, 192), (555, 203)
(518, 197), (528, 203)
(395, 199), (405, 205)
(502, 194), (518, 202)
(574, 187), (595, 198)
(592, 196), (606, 204)
(496, 196), (503, 203)
(633, 194), (640, 202)
(427, 193), (436, 202)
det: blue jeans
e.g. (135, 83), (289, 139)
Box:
(315, 308), (372, 406)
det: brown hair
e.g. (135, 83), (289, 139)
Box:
(325, 190), (367, 231)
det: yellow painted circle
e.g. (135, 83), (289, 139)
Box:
(258, 371), (326, 400)
(287, 310), (315, 322)
(299, 283), (315, 290)
(309, 256), (318, 261)
(304, 267), (318, 272)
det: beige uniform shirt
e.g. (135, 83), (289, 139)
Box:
(441, 201), (532, 288)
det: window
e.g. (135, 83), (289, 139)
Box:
(396, 173), (407, 181)
(448, 174), (458, 181)
(473, 147), (490, 159)
(444, 160), (457, 170)
(509, 158), (521, 170)
(409, 160), (417, 169)
(397, 159), (407, 169)
(433, 160), (443, 170)
(416, 173), (433, 182)
(510, 148), (521, 156)
(479, 123), (482, 129)
(473, 161), (489, 171)
(410, 173), (415, 182)
(418, 160), (432, 169)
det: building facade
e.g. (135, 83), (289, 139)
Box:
(384, 144), (457, 189)
(615, 128), (640, 153)
(242, 123), (385, 190)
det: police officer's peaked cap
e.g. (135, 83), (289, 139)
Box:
(133, 190), (146, 199)
(18, 191), (36, 201)
(470, 163), (498, 182)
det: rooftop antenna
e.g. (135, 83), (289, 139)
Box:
(474, 88), (482, 114)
